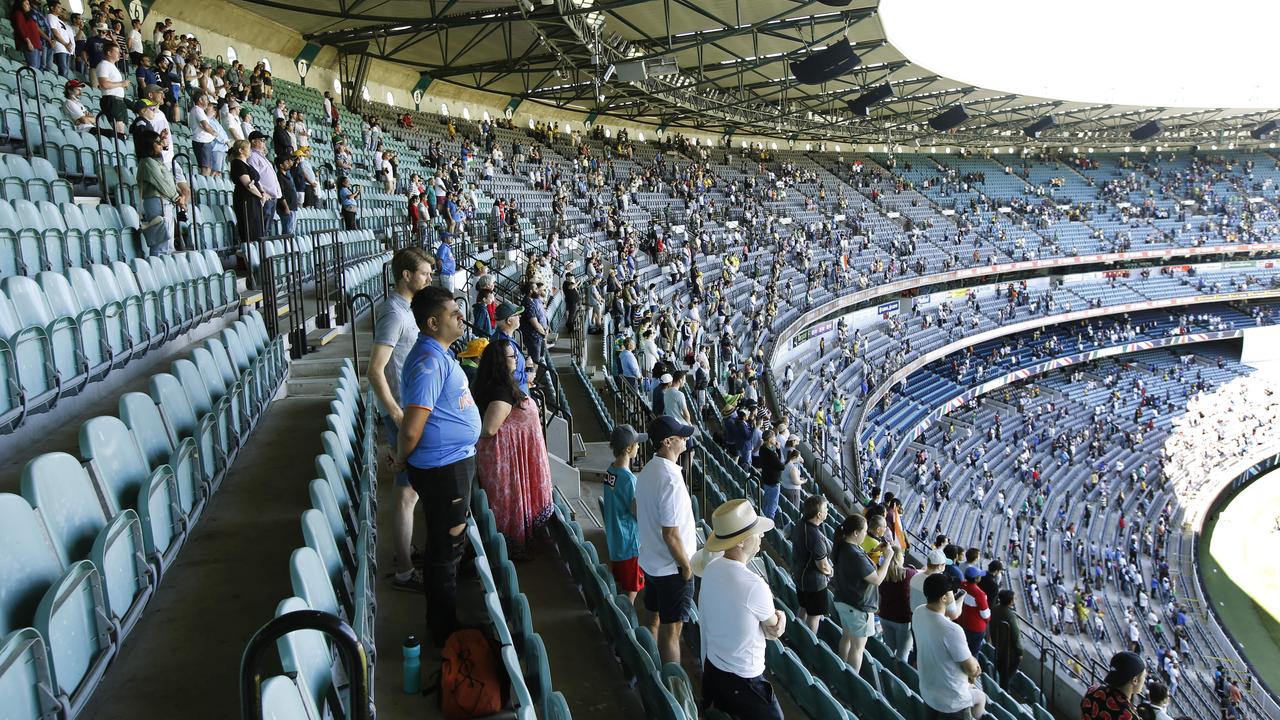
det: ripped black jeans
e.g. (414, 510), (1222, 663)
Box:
(408, 456), (476, 645)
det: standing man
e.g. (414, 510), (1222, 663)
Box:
(247, 131), (280, 235)
(988, 590), (1023, 690)
(913, 574), (988, 720)
(1081, 651), (1146, 720)
(366, 248), (433, 593)
(635, 415), (698, 665)
(697, 499), (785, 720)
(189, 91), (216, 175)
(394, 287), (481, 645)
(491, 301), (529, 395)
(521, 282), (550, 367)
(435, 230), (456, 290)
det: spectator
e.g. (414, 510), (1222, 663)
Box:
(978, 560), (1003, 602)
(393, 287), (481, 646)
(958, 565), (991, 656)
(914, 574), (988, 720)
(603, 424), (647, 604)
(661, 371), (692, 425)
(135, 127), (180, 256)
(134, 53), (157, 94)
(367, 248), (433, 593)
(471, 287), (495, 338)
(635, 415), (698, 664)
(780, 447), (805, 509)
(13, 0), (45, 70)
(618, 337), (642, 387)
(1081, 651), (1146, 720)
(696, 499), (784, 720)
(126, 17), (142, 58)
(247, 131), (279, 234)
(189, 91), (216, 175)
(338, 176), (360, 230)
(491, 302), (530, 395)
(271, 115), (293, 161)
(562, 275), (580, 334)
(457, 339), (486, 385)
(753, 430), (786, 520)
(473, 339), (553, 558)
(521, 282), (550, 366)
(274, 156), (297, 236)
(878, 550), (917, 662)
(989, 590), (1023, 690)
(790, 495), (832, 633)
(61, 79), (97, 133)
(832, 512), (894, 671)
(47, 1), (73, 77)
(228, 140), (264, 250)
(96, 43), (130, 135)
(1140, 682), (1174, 720)
(435, 231), (456, 290)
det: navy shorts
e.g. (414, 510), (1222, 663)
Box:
(193, 141), (213, 170)
(643, 571), (693, 624)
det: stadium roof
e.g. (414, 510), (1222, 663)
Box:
(230, 0), (1280, 148)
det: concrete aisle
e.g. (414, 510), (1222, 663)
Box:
(79, 397), (330, 720)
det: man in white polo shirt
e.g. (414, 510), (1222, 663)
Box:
(635, 415), (697, 664)
(696, 499), (785, 719)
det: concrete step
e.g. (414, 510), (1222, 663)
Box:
(285, 376), (341, 397)
(288, 357), (353, 378)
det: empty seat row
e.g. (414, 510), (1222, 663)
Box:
(0, 198), (144, 276)
(256, 361), (380, 719)
(0, 251), (238, 433)
(0, 310), (287, 720)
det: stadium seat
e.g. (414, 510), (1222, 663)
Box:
(172, 357), (233, 474)
(526, 633), (554, 716)
(290, 545), (343, 620)
(260, 674), (323, 720)
(0, 628), (60, 720)
(301, 508), (354, 613)
(0, 493), (114, 718)
(309, 478), (357, 572)
(20, 451), (153, 641)
(119, 391), (205, 527)
(37, 269), (111, 383)
(79, 416), (184, 574)
(274, 596), (348, 720)
(0, 290), (60, 416)
(2, 274), (87, 396)
(315, 453), (357, 537)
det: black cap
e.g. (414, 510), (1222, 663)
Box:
(923, 573), (958, 602)
(1104, 651), (1145, 687)
(247, 130), (268, 141)
(649, 416), (695, 445)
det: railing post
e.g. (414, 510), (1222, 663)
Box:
(240, 610), (369, 720)
(14, 66), (45, 161)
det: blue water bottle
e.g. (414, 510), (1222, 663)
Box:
(402, 635), (421, 694)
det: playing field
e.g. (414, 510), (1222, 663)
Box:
(1199, 469), (1280, 695)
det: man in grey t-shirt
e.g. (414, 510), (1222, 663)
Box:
(367, 247), (434, 592)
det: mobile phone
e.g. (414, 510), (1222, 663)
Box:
(953, 588), (967, 600)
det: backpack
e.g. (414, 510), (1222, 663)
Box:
(430, 629), (506, 719)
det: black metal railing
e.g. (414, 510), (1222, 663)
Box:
(14, 66), (44, 162)
(240, 610), (370, 720)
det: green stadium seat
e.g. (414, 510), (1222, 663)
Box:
(289, 546), (342, 620)
(274, 596), (347, 719)
(260, 674), (323, 720)
(118, 391), (204, 527)
(0, 628), (60, 720)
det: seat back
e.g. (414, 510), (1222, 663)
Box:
(314, 454), (353, 521)
(20, 452), (108, 567)
(300, 509), (345, 601)
(289, 545), (340, 618)
(0, 494), (65, 636)
(0, 629), (59, 720)
(65, 267), (104, 311)
(172, 358), (214, 416)
(78, 416), (150, 516)
(118, 392), (175, 471)
(260, 674), (322, 720)
(149, 372), (198, 443)
(1, 275), (54, 327)
(36, 270), (83, 318)
(274, 596), (338, 718)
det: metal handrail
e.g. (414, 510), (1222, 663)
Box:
(14, 65), (44, 161)
(239, 609), (370, 720)
(347, 293), (374, 375)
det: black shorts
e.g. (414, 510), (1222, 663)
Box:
(100, 95), (128, 124)
(407, 455), (475, 530)
(643, 571), (693, 624)
(797, 588), (829, 617)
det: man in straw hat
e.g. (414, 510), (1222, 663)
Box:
(695, 498), (785, 720)
(635, 415), (698, 664)
(367, 247), (434, 593)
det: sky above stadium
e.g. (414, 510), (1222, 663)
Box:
(880, 0), (1276, 109)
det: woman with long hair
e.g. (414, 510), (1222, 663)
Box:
(832, 513), (896, 672)
(877, 550), (917, 662)
(473, 338), (553, 557)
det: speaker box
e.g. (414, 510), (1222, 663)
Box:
(1023, 116), (1056, 138)
(847, 83), (893, 116)
(1130, 120), (1162, 141)
(615, 61), (647, 82)
(1251, 121), (1277, 140)
(790, 38), (860, 85)
(928, 104), (968, 132)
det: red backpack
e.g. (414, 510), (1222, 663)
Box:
(436, 629), (505, 719)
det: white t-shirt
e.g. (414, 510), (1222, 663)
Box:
(698, 557), (774, 678)
(96, 61), (124, 98)
(63, 99), (92, 131)
(128, 29), (143, 54)
(635, 455), (696, 577)
(662, 387), (688, 420)
(910, 571), (960, 619)
(912, 605), (974, 714)
(148, 108), (174, 165)
(48, 16), (73, 54)
(190, 105), (214, 144)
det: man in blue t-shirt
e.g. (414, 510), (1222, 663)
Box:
(436, 231), (456, 288)
(603, 424), (648, 603)
(394, 286), (481, 645)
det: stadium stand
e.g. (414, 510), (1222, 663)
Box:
(0, 2), (1279, 718)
